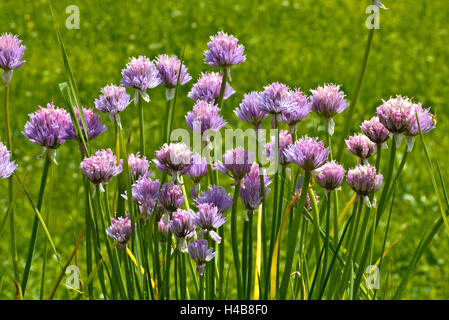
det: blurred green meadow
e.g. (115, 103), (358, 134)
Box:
(0, 0), (448, 299)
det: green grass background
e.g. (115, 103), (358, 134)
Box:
(0, 0), (448, 299)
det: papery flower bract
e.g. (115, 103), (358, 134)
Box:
(265, 130), (293, 165)
(204, 31), (245, 68)
(195, 185), (233, 213)
(257, 82), (295, 115)
(281, 89), (312, 128)
(128, 152), (149, 181)
(63, 107), (107, 142)
(376, 95), (415, 134)
(310, 84), (349, 119)
(216, 147), (254, 181)
(23, 102), (72, 149)
(106, 214), (132, 248)
(94, 85), (131, 123)
(80, 149), (122, 187)
(346, 164), (383, 197)
(188, 72), (235, 103)
(0, 142), (17, 179)
(188, 239), (216, 276)
(121, 56), (161, 92)
(314, 160), (345, 191)
(360, 116), (390, 145)
(234, 91), (268, 130)
(154, 142), (193, 176)
(185, 100), (226, 134)
(0, 33), (26, 85)
(191, 203), (226, 243)
(345, 133), (377, 161)
(240, 163), (271, 210)
(170, 209), (196, 252)
(186, 154), (208, 184)
(284, 136), (329, 171)
(159, 182), (184, 212)
(132, 174), (160, 216)
(155, 54), (192, 88)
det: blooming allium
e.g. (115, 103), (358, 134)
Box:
(310, 84), (349, 119)
(191, 203), (226, 243)
(405, 103), (435, 137)
(346, 164), (383, 207)
(94, 84), (130, 124)
(345, 133), (377, 162)
(106, 214), (132, 248)
(281, 89), (312, 128)
(156, 54), (192, 89)
(80, 149), (122, 189)
(159, 182), (184, 212)
(360, 116), (390, 145)
(187, 154), (208, 184)
(376, 95), (415, 134)
(240, 163), (271, 211)
(188, 72), (235, 103)
(314, 160), (345, 191)
(188, 239), (216, 276)
(132, 174), (160, 215)
(0, 33), (26, 86)
(204, 31), (245, 68)
(121, 56), (161, 102)
(154, 142), (193, 176)
(216, 147), (254, 181)
(63, 107), (107, 142)
(258, 82), (295, 115)
(265, 130), (293, 165)
(128, 152), (149, 181)
(195, 185), (233, 213)
(185, 100), (226, 135)
(23, 102), (72, 149)
(284, 136), (329, 171)
(170, 208), (196, 252)
(158, 217), (170, 237)
(0, 142), (17, 179)
(234, 91), (268, 130)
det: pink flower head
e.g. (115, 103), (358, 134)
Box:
(185, 100), (226, 135)
(204, 31), (246, 68)
(156, 54), (192, 88)
(314, 160), (345, 191)
(284, 136), (329, 171)
(345, 133), (377, 161)
(310, 84), (349, 119)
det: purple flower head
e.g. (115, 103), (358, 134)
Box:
(156, 54), (192, 88)
(191, 203), (226, 243)
(186, 153), (208, 183)
(23, 102), (72, 149)
(185, 100), (226, 135)
(0, 33), (25, 85)
(80, 149), (122, 187)
(314, 160), (345, 191)
(0, 142), (17, 179)
(346, 164), (383, 197)
(216, 147), (254, 181)
(265, 130), (293, 165)
(284, 136), (329, 171)
(405, 103), (435, 136)
(345, 133), (377, 161)
(154, 142), (193, 176)
(258, 82), (295, 115)
(158, 217), (170, 237)
(128, 152), (149, 181)
(121, 56), (161, 92)
(170, 209), (196, 252)
(106, 214), (132, 248)
(188, 239), (216, 276)
(204, 31), (245, 68)
(376, 95), (415, 134)
(132, 174), (160, 216)
(240, 163), (271, 210)
(360, 116), (390, 145)
(63, 107), (107, 142)
(195, 185), (233, 213)
(234, 91), (268, 130)
(94, 85), (131, 123)
(310, 84), (349, 119)
(159, 182), (184, 212)
(281, 89), (312, 127)
(188, 72), (235, 103)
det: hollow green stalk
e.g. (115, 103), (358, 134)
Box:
(230, 181), (243, 298)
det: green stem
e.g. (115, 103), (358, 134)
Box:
(21, 153), (51, 296)
(230, 181), (243, 298)
(215, 67), (228, 109)
(138, 94), (145, 155)
(164, 98), (171, 143)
